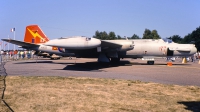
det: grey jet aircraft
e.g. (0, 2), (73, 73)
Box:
(2, 25), (197, 65)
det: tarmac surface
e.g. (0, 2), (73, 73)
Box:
(4, 58), (200, 86)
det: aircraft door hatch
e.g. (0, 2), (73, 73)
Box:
(167, 48), (174, 56)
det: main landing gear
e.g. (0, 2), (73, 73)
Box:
(110, 58), (120, 63)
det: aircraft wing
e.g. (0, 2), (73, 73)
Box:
(101, 40), (122, 49)
(1, 39), (39, 48)
(101, 40), (133, 51)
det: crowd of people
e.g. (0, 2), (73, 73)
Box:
(0, 50), (36, 61)
(165, 52), (200, 62)
(191, 52), (200, 62)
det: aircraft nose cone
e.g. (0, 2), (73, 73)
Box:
(190, 45), (197, 55)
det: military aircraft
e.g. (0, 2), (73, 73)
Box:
(45, 37), (196, 64)
(2, 25), (197, 65)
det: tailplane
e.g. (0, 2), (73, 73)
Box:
(24, 25), (50, 44)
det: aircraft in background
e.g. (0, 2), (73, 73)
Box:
(2, 25), (100, 59)
(2, 25), (197, 64)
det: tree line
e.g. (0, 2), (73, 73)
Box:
(93, 26), (200, 51)
(93, 29), (161, 40)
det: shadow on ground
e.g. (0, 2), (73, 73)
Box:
(178, 101), (200, 112)
(60, 61), (132, 71)
(59, 61), (190, 71)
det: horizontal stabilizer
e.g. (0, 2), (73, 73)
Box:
(1, 39), (39, 48)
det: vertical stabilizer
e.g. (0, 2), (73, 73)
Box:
(24, 25), (49, 44)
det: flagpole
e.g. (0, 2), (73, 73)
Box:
(0, 41), (1, 51)
(3, 41), (4, 51)
(8, 35), (9, 51)
(4, 42), (7, 51)
(14, 29), (15, 50)
(2, 41), (4, 50)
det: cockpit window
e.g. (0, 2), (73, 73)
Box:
(86, 37), (91, 41)
(58, 37), (66, 39)
(163, 39), (173, 43)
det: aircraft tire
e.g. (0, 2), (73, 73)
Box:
(147, 61), (154, 65)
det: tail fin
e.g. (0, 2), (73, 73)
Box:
(24, 25), (50, 44)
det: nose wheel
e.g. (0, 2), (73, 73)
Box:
(147, 61), (154, 65)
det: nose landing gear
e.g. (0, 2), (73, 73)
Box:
(147, 61), (154, 65)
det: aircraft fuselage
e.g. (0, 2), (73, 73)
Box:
(120, 39), (196, 58)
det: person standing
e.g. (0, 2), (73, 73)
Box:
(20, 51), (23, 59)
(14, 50), (17, 60)
(6, 51), (9, 61)
(9, 50), (12, 59)
(17, 50), (20, 60)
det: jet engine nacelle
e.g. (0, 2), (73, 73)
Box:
(118, 41), (134, 51)
(44, 36), (101, 50)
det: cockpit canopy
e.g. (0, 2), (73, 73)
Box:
(162, 38), (174, 43)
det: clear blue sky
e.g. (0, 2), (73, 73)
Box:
(1, 0), (200, 41)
